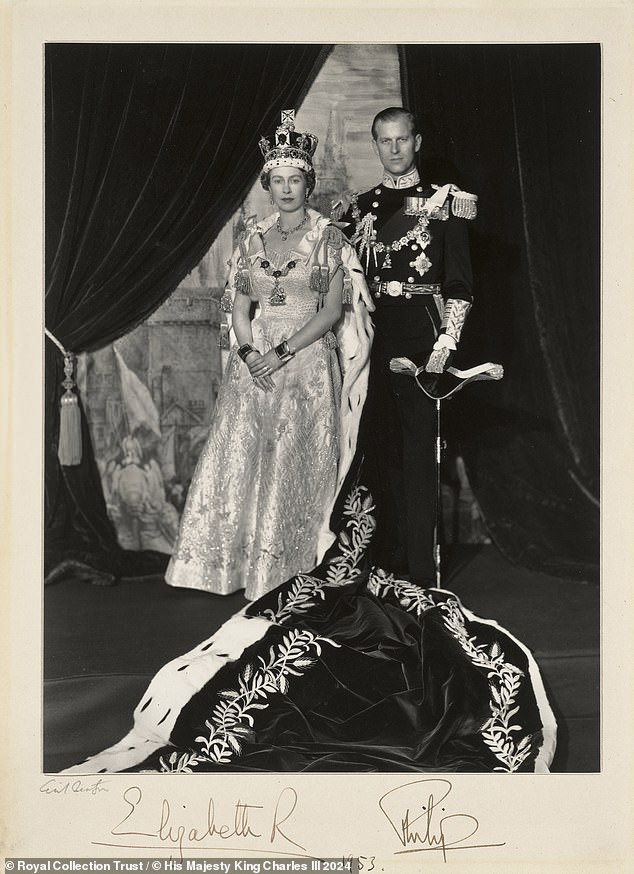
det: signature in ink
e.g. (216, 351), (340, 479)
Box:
(99, 784), (305, 859)
(379, 779), (505, 862)
(40, 778), (109, 796)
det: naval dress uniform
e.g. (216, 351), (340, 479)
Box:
(337, 168), (477, 583)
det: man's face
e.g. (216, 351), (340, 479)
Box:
(372, 117), (422, 178)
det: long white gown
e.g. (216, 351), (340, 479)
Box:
(165, 210), (374, 600)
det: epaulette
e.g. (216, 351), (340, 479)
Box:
(432, 183), (478, 220)
(450, 190), (477, 220)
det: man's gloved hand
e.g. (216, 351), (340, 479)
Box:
(425, 333), (457, 374)
(426, 299), (471, 373)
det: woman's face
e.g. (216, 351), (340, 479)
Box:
(269, 167), (308, 213)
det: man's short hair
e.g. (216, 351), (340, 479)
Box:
(371, 107), (418, 140)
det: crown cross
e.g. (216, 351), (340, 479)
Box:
(281, 109), (295, 129)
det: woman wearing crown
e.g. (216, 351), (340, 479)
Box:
(164, 110), (375, 601)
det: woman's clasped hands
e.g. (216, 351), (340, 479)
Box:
(245, 349), (283, 392)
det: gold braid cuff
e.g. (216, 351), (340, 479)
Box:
(441, 298), (471, 344)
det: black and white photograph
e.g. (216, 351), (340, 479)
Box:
(4, 2), (633, 869)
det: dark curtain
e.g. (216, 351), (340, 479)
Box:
(400, 44), (600, 578)
(45, 43), (331, 580)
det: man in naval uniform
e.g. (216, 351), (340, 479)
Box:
(333, 106), (477, 585)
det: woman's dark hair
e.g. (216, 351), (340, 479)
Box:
(260, 166), (316, 197)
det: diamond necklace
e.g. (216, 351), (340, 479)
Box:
(276, 211), (309, 242)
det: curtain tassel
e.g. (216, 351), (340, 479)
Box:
(46, 328), (83, 466)
(58, 351), (82, 466)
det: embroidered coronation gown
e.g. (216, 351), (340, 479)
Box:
(165, 214), (358, 601)
(63, 212), (557, 776)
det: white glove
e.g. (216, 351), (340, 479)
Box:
(425, 333), (456, 374)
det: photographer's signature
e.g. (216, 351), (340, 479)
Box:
(40, 778), (109, 797)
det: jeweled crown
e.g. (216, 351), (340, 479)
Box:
(259, 109), (318, 173)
